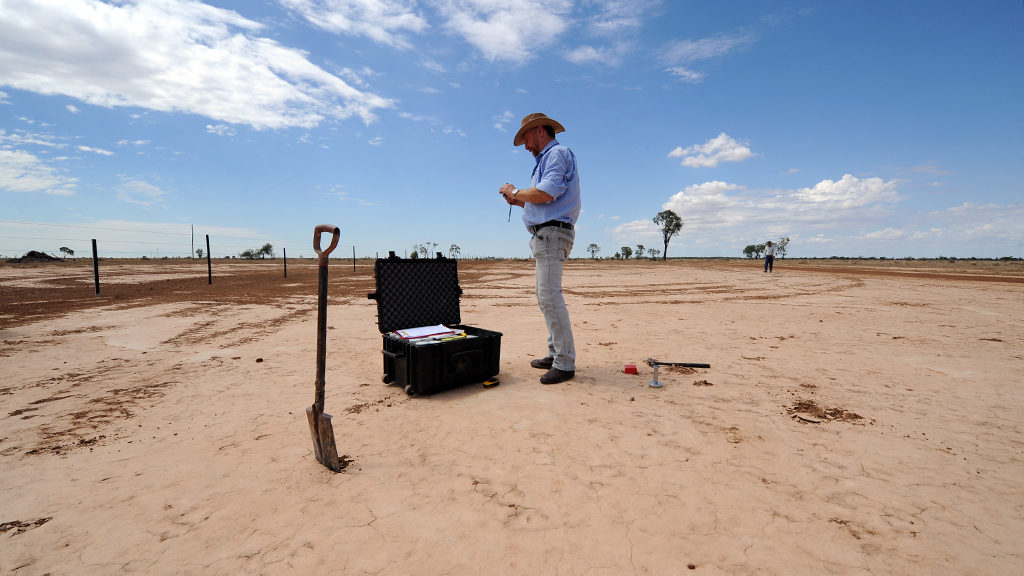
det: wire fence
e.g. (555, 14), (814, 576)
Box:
(0, 220), (409, 261)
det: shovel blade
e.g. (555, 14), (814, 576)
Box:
(307, 406), (342, 472)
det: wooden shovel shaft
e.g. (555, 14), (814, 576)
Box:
(314, 261), (328, 413)
(313, 225), (340, 412)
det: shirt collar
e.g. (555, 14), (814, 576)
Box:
(534, 139), (559, 164)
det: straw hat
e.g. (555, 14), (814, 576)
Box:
(513, 113), (565, 146)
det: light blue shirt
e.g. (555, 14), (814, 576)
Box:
(523, 139), (581, 228)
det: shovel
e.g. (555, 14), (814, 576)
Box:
(306, 224), (344, 472)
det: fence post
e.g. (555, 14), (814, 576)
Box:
(352, 245), (356, 272)
(284, 247), (288, 278)
(91, 239), (100, 296)
(206, 235), (212, 285)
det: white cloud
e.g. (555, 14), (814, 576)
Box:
(793, 174), (901, 209)
(865, 227), (906, 240)
(665, 67), (704, 82)
(661, 181), (746, 226)
(436, 0), (571, 64)
(66, 104), (80, 114)
(368, 136), (384, 146)
(421, 59), (446, 74)
(0, 90), (9, 104)
(564, 43), (630, 67)
(397, 111), (437, 123)
(0, 149), (77, 195)
(116, 176), (165, 206)
(0, 128), (65, 149)
(77, 145), (113, 156)
(659, 27), (757, 82)
(206, 124), (235, 137)
(280, 0), (428, 49)
(585, 0), (658, 37)
(493, 110), (515, 133)
(932, 202), (1024, 247)
(668, 133), (755, 167)
(0, 0), (393, 129)
(617, 174), (914, 255)
(610, 218), (661, 242)
(564, 45), (603, 65)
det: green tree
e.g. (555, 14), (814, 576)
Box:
(59, 246), (74, 259)
(587, 243), (600, 259)
(653, 209), (683, 261)
(239, 248), (257, 259)
(620, 246), (633, 260)
(743, 245), (758, 259)
(449, 244), (461, 259)
(196, 248), (204, 258)
(258, 243), (274, 259)
(635, 244), (644, 259)
(776, 237), (791, 258)
(648, 248), (660, 259)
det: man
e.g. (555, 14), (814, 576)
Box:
(499, 113), (581, 384)
(764, 240), (775, 273)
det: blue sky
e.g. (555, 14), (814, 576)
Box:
(1, 0), (1021, 259)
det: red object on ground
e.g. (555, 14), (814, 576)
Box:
(624, 364), (638, 374)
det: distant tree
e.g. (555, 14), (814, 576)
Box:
(416, 242), (437, 258)
(776, 237), (791, 258)
(449, 244), (461, 259)
(239, 248), (257, 259)
(620, 246), (633, 260)
(653, 209), (683, 260)
(409, 250), (419, 259)
(648, 248), (660, 259)
(59, 246), (74, 259)
(258, 243), (274, 259)
(743, 245), (758, 259)
(587, 243), (600, 259)
(635, 244), (644, 259)
(195, 248), (204, 259)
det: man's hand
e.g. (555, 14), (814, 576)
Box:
(499, 183), (523, 206)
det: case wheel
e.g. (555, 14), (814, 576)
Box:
(404, 384), (416, 396)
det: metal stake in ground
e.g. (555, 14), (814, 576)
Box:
(647, 357), (711, 388)
(307, 224), (343, 472)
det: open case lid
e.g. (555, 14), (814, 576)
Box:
(367, 252), (462, 334)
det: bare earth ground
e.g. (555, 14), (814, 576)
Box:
(1, 257), (1022, 575)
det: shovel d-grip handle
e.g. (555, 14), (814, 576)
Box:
(313, 224), (341, 266)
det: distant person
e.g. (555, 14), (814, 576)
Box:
(764, 241), (776, 273)
(499, 113), (581, 385)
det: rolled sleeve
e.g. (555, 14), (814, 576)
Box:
(535, 148), (573, 201)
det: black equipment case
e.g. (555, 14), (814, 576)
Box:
(367, 252), (502, 396)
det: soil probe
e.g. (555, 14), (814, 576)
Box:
(646, 357), (711, 388)
(307, 224), (343, 472)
